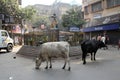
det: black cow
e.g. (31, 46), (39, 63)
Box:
(81, 40), (106, 64)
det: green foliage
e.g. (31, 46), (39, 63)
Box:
(62, 6), (85, 28)
(21, 6), (36, 20)
(0, 0), (36, 24)
(31, 15), (50, 28)
(0, 0), (19, 16)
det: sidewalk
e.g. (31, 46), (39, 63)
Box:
(12, 45), (22, 53)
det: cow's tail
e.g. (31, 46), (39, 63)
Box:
(66, 44), (71, 71)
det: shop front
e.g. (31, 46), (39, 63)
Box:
(81, 13), (120, 45)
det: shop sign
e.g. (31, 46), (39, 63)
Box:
(69, 26), (80, 32)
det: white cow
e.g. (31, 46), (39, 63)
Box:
(35, 41), (71, 71)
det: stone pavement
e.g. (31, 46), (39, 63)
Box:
(14, 45), (120, 60)
(12, 45), (22, 53)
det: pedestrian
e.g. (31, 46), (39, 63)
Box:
(97, 34), (102, 41)
(105, 35), (109, 44)
(105, 35), (109, 49)
(101, 35), (105, 44)
(101, 35), (108, 50)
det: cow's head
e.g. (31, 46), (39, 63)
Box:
(97, 41), (106, 48)
(35, 57), (42, 69)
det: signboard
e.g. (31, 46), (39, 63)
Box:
(69, 26), (80, 32)
(82, 23), (120, 32)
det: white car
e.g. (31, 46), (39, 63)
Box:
(0, 30), (14, 52)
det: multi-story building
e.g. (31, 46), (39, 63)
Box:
(82, 0), (120, 44)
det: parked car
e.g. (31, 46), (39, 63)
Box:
(0, 30), (14, 52)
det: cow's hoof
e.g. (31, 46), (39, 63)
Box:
(35, 67), (39, 69)
(62, 66), (65, 69)
(45, 66), (48, 69)
(49, 66), (52, 68)
(83, 62), (86, 65)
(91, 58), (93, 61)
(68, 67), (71, 71)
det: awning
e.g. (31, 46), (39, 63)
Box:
(81, 23), (120, 32)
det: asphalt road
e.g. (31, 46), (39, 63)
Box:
(0, 46), (120, 80)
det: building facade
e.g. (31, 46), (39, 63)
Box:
(82, 0), (120, 44)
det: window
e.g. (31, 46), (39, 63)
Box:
(91, 2), (102, 12)
(1, 31), (8, 37)
(107, 0), (120, 8)
(84, 6), (89, 14)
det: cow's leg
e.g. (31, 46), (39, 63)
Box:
(35, 58), (42, 69)
(91, 53), (93, 61)
(49, 57), (52, 68)
(62, 57), (67, 70)
(82, 53), (86, 64)
(62, 54), (71, 71)
(67, 57), (71, 71)
(94, 52), (96, 61)
(45, 57), (48, 69)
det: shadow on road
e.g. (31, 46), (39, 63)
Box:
(0, 51), (7, 54)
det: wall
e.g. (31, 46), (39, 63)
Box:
(83, 0), (120, 21)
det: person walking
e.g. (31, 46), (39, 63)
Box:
(97, 34), (102, 41)
(101, 35), (108, 50)
(101, 35), (105, 43)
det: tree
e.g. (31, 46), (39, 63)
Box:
(0, 0), (36, 45)
(31, 15), (50, 28)
(62, 6), (85, 28)
(0, 0), (18, 15)
(0, 0), (20, 23)
(21, 6), (36, 21)
(0, 0), (36, 24)
(62, 6), (85, 45)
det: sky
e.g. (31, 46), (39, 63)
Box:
(22, 0), (82, 7)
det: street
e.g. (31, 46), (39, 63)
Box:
(0, 0), (120, 80)
(0, 46), (120, 80)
